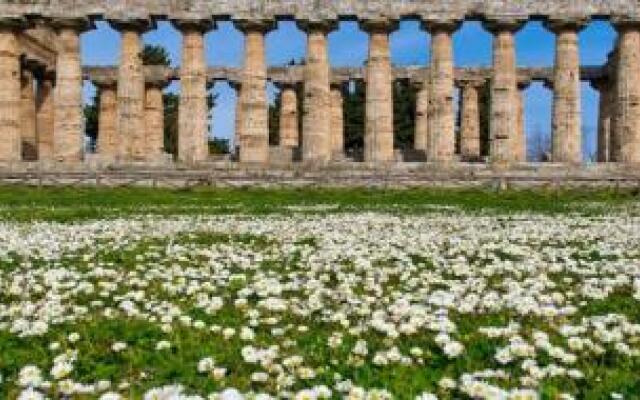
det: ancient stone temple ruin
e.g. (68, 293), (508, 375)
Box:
(1, 1), (640, 185)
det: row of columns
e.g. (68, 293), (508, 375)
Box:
(3, 17), (640, 164)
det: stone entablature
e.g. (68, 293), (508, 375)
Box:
(1, 0), (638, 21)
(81, 65), (609, 87)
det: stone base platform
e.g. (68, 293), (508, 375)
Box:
(0, 161), (638, 189)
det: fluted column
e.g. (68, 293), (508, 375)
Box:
(0, 21), (22, 162)
(548, 21), (583, 163)
(145, 81), (166, 160)
(96, 82), (118, 159)
(459, 81), (481, 161)
(613, 21), (640, 163)
(485, 20), (521, 164)
(330, 82), (345, 159)
(299, 21), (334, 163)
(36, 75), (55, 161)
(414, 81), (429, 154)
(279, 84), (299, 148)
(53, 20), (88, 162)
(232, 82), (243, 157)
(362, 19), (397, 163)
(591, 79), (611, 162)
(112, 20), (150, 162)
(513, 82), (529, 162)
(174, 20), (211, 164)
(237, 21), (273, 163)
(424, 21), (458, 162)
(20, 68), (38, 160)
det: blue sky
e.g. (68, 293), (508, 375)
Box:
(81, 19), (617, 158)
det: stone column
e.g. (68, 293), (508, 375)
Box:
(53, 20), (88, 162)
(606, 48), (620, 162)
(236, 21), (273, 163)
(362, 19), (397, 163)
(591, 79), (611, 162)
(279, 84), (299, 148)
(330, 82), (345, 159)
(548, 20), (583, 163)
(20, 68), (38, 161)
(613, 21), (640, 163)
(0, 21), (22, 162)
(513, 81), (529, 162)
(299, 21), (334, 163)
(95, 82), (118, 159)
(36, 75), (55, 161)
(112, 20), (149, 162)
(414, 80), (429, 155)
(424, 21), (458, 162)
(232, 82), (243, 158)
(459, 81), (481, 161)
(485, 20), (521, 164)
(145, 81), (166, 161)
(174, 20), (211, 164)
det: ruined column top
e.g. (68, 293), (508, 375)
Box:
(2, 1), (639, 25)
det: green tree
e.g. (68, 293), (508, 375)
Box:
(141, 45), (171, 67)
(393, 80), (417, 151)
(84, 94), (99, 152)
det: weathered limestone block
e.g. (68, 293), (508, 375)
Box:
(330, 83), (344, 159)
(174, 20), (211, 164)
(485, 21), (521, 164)
(53, 21), (86, 162)
(0, 25), (22, 162)
(145, 83), (166, 160)
(414, 82), (429, 154)
(300, 21), (334, 163)
(425, 21), (457, 162)
(279, 84), (299, 148)
(362, 19), (397, 163)
(113, 21), (148, 162)
(549, 21), (583, 163)
(20, 69), (37, 160)
(613, 22), (640, 163)
(459, 82), (481, 160)
(237, 21), (272, 164)
(36, 77), (54, 161)
(96, 83), (118, 159)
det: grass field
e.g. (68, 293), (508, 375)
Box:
(0, 186), (639, 399)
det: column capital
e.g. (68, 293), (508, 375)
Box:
(50, 17), (93, 33)
(274, 81), (300, 91)
(517, 79), (532, 91)
(109, 18), (154, 33)
(171, 18), (214, 33)
(0, 17), (30, 31)
(611, 17), (640, 31)
(234, 19), (275, 34)
(421, 19), (460, 33)
(92, 77), (117, 91)
(482, 18), (524, 34)
(458, 78), (485, 89)
(297, 20), (337, 34)
(544, 18), (587, 33)
(589, 77), (610, 92)
(360, 18), (399, 34)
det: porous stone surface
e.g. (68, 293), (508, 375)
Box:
(144, 84), (165, 160)
(414, 83), (429, 154)
(97, 83), (118, 159)
(551, 24), (582, 163)
(279, 85), (299, 148)
(238, 22), (270, 164)
(177, 25), (208, 164)
(36, 78), (54, 161)
(330, 84), (345, 160)
(460, 82), (481, 160)
(0, 27), (22, 162)
(302, 25), (331, 162)
(614, 24), (640, 163)
(53, 26), (84, 162)
(427, 26), (455, 162)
